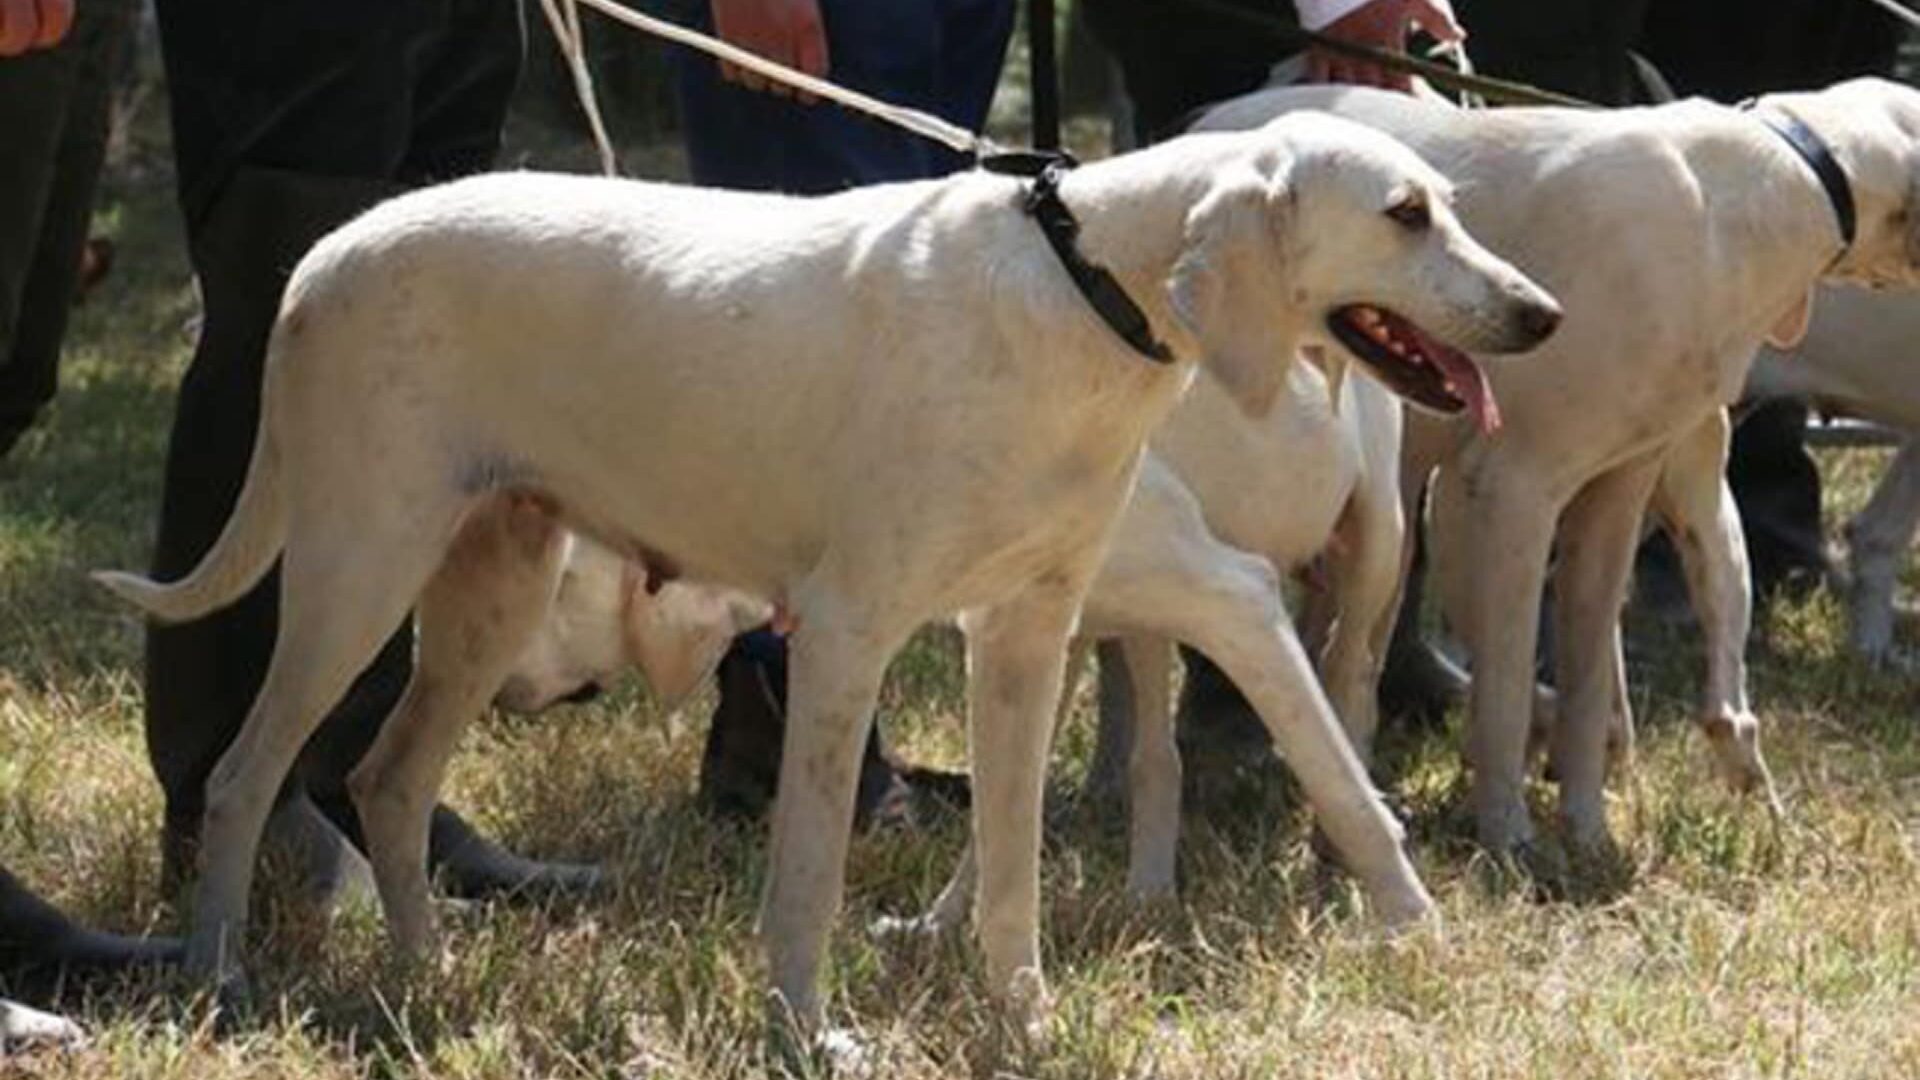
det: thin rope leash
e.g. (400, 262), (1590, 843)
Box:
(537, 0), (1606, 182)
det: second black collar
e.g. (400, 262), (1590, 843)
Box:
(1743, 100), (1857, 260)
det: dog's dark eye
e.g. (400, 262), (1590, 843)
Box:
(1386, 199), (1431, 231)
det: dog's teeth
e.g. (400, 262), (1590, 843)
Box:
(1353, 307), (1381, 327)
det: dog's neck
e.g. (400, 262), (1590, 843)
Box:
(1046, 140), (1251, 365)
(1679, 105), (1854, 357)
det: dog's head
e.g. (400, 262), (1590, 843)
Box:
(495, 537), (767, 714)
(1166, 112), (1561, 428)
(1772, 79), (1920, 290)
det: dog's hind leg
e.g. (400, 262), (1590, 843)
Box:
(1653, 412), (1779, 809)
(188, 493), (466, 985)
(1846, 436), (1920, 663)
(1550, 453), (1663, 852)
(348, 496), (569, 958)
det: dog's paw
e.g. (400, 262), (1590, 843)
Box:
(1699, 708), (1782, 815)
(0, 1001), (86, 1055)
(766, 1013), (875, 1079)
(1370, 876), (1438, 933)
(867, 911), (953, 945)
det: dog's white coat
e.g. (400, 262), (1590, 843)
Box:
(1745, 285), (1920, 661)
(1200, 79), (1920, 856)
(96, 114), (1556, 1038)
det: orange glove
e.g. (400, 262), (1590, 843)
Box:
(1305, 0), (1465, 92)
(0, 0), (73, 57)
(709, 0), (829, 101)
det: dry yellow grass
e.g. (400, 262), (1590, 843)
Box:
(5, 120), (1920, 1080)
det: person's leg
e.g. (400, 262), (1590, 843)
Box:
(0, 863), (178, 994)
(675, 0), (961, 192)
(701, 628), (906, 829)
(148, 0), (586, 900)
(1078, 0), (1286, 145)
(1727, 399), (1828, 603)
(926, 0), (1015, 174)
(1452, 0), (1651, 105)
(0, 3), (131, 456)
(141, 165), (408, 888)
(400, 0), (526, 184)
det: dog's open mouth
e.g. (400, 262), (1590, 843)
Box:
(1327, 305), (1501, 434)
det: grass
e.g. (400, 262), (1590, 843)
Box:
(7, 89), (1920, 1079)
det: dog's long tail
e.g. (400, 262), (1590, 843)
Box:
(93, 372), (289, 624)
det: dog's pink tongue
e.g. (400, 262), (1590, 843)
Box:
(1419, 334), (1501, 435)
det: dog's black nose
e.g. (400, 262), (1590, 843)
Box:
(1515, 299), (1562, 345)
(561, 682), (604, 705)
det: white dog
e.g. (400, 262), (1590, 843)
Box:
(1199, 79), (1920, 861)
(96, 114), (1558, 1041)
(1745, 285), (1920, 662)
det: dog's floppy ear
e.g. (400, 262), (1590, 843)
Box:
(1766, 287), (1814, 349)
(625, 580), (764, 707)
(1166, 164), (1294, 418)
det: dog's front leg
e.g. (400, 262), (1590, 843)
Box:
(1652, 413), (1780, 809)
(1846, 436), (1920, 664)
(1172, 550), (1433, 926)
(760, 593), (905, 1047)
(962, 576), (1087, 1042)
(1551, 454), (1665, 852)
(1432, 462), (1558, 860)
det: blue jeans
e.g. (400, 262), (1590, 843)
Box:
(675, 0), (1014, 192)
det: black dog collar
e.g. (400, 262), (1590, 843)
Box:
(981, 151), (1175, 364)
(1742, 100), (1857, 259)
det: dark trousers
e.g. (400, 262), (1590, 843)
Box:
(0, 0), (135, 457)
(145, 0), (523, 877)
(1083, 0), (1652, 147)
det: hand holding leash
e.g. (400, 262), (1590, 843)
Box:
(1308, 0), (1464, 90)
